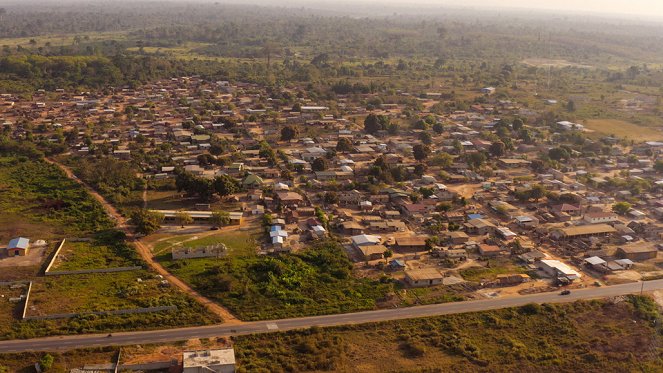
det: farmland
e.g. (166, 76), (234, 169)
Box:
(584, 119), (663, 141)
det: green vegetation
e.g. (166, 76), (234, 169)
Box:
(163, 240), (392, 320)
(233, 297), (663, 372)
(51, 231), (141, 271)
(5, 270), (219, 340)
(0, 155), (113, 236)
(460, 260), (528, 282)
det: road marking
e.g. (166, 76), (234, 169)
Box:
(266, 323), (279, 330)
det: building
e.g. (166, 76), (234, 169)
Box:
(464, 218), (497, 235)
(583, 212), (619, 224)
(395, 236), (428, 252)
(478, 244), (504, 257)
(550, 224), (616, 240)
(538, 259), (582, 281)
(183, 348), (235, 373)
(356, 244), (388, 261)
(7, 237), (29, 257)
(617, 242), (658, 261)
(351, 234), (381, 249)
(155, 210), (243, 225)
(404, 268), (444, 287)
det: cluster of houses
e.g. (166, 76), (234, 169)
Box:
(2, 76), (662, 291)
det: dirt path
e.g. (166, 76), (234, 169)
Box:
(46, 158), (241, 324)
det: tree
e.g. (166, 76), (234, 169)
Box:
(312, 157), (328, 171)
(419, 131), (433, 145)
(466, 152), (487, 169)
(40, 354), (54, 371)
(432, 122), (444, 134)
(428, 152), (453, 168)
(336, 137), (353, 152)
(323, 191), (339, 205)
(489, 141), (506, 157)
(566, 99), (576, 112)
(387, 122), (399, 135)
(213, 175), (239, 198)
(210, 211), (231, 227)
(130, 209), (164, 235)
(548, 147), (570, 161)
(280, 125), (298, 141)
(364, 113), (381, 134)
(512, 117), (524, 132)
(529, 184), (546, 201)
(383, 249), (393, 263)
(654, 160), (663, 173)
(412, 144), (430, 162)
(612, 202), (632, 215)
(175, 210), (193, 228)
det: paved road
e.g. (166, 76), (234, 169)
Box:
(2, 279), (661, 353)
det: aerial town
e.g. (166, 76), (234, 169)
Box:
(0, 1), (663, 372)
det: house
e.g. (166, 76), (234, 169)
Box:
(7, 237), (29, 257)
(446, 231), (470, 244)
(552, 203), (582, 217)
(242, 174), (264, 189)
(583, 212), (619, 224)
(351, 234), (381, 248)
(464, 218), (496, 235)
(404, 268), (444, 287)
(276, 192), (305, 207)
(538, 259), (581, 281)
(183, 348), (235, 373)
(357, 244), (388, 261)
(395, 236), (428, 252)
(515, 215), (539, 228)
(341, 221), (364, 235)
(478, 244), (504, 257)
(496, 274), (530, 286)
(481, 87), (496, 95)
(617, 242), (658, 261)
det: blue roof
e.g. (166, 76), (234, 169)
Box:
(8, 237), (29, 249)
(468, 214), (483, 220)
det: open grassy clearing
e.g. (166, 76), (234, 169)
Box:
(51, 240), (139, 272)
(0, 285), (26, 339)
(0, 31), (128, 48)
(584, 119), (663, 141)
(150, 229), (258, 258)
(0, 156), (113, 236)
(233, 296), (663, 373)
(161, 240), (392, 321)
(459, 259), (530, 282)
(28, 270), (182, 315)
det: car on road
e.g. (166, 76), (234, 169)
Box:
(560, 290), (571, 295)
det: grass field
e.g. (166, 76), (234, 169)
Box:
(0, 285), (26, 339)
(51, 239), (139, 271)
(233, 296), (663, 372)
(584, 119), (663, 141)
(162, 240), (392, 320)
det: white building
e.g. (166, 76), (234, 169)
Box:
(538, 260), (582, 281)
(183, 348), (235, 373)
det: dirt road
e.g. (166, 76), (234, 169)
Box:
(46, 158), (241, 324)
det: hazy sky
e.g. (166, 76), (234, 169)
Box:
(356, 0), (663, 17)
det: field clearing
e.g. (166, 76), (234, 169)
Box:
(584, 119), (663, 141)
(51, 240), (138, 271)
(150, 227), (258, 258)
(0, 31), (128, 47)
(27, 271), (175, 316)
(0, 285), (25, 338)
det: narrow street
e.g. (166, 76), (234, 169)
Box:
(46, 158), (241, 324)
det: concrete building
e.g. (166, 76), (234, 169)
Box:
(7, 237), (29, 257)
(183, 348), (235, 373)
(404, 268), (444, 287)
(617, 242), (658, 261)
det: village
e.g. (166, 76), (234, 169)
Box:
(2, 75), (663, 370)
